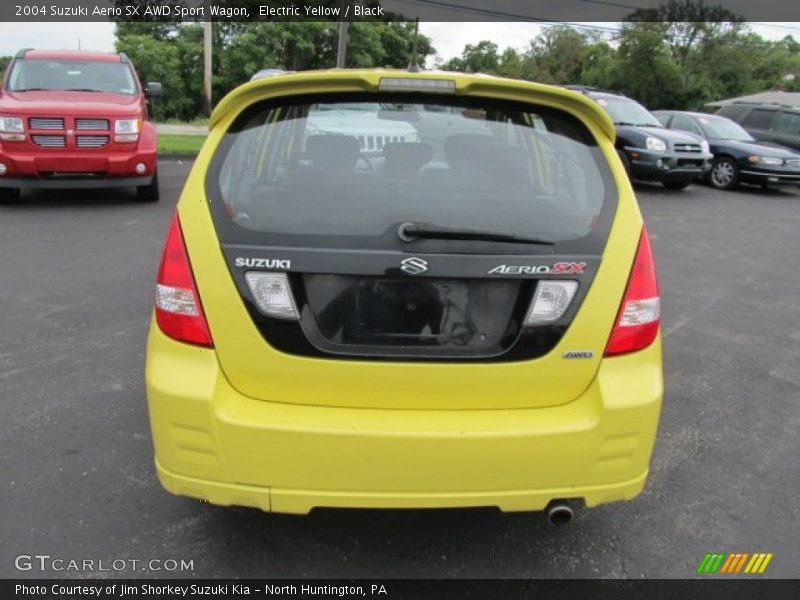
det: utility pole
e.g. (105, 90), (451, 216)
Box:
(408, 18), (420, 72)
(336, 1), (349, 68)
(203, 19), (213, 115)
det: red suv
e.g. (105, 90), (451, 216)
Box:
(0, 49), (161, 202)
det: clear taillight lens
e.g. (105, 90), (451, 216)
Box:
(525, 280), (579, 325)
(245, 272), (299, 320)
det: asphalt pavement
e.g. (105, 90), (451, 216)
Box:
(1, 161), (798, 578)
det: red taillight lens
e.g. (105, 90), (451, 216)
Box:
(154, 213), (213, 347)
(604, 228), (660, 356)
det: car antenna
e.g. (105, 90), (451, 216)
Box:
(407, 18), (421, 73)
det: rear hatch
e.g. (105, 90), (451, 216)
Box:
(187, 78), (635, 410)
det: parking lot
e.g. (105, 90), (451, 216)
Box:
(1, 159), (798, 578)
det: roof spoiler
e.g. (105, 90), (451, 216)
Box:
(563, 85), (627, 98)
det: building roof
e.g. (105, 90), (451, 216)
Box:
(706, 91), (800, 109)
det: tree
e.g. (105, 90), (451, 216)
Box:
(526, 26), (596, 85)
(497, 48), (524, 79)
(608, 22), (684, 108)
(115, 34), (194, 120)
(622, 0), (745, 107)
(443, 41), (500, 74)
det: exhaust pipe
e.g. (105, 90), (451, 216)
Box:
(546, 502), (574, 527)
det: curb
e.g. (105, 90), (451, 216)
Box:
(158, 154), (198, 161)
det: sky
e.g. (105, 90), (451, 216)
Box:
(0, 21), (798, 63)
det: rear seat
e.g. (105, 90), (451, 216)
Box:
(382, 142), (434, 183)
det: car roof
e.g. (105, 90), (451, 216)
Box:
(210, 69), (617, 142)
(729, 102), (784, 110)
(18, 49), (123, 63)
(654, 110), (718, 118)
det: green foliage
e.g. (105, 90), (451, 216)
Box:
(116, 32), (194, 120)
(114, 21), (434, 120)
(0, 56), (11, 78)
(442, 0), (800, 111)
(443, 41), (500, 74)
(111, 0), (800, 118)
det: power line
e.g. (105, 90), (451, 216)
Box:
(574, 0), (643, 10)
(387, 0), (558, 22)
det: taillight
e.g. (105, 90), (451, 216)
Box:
(604, 228), (660, 356)
(154, 213), (213, 347)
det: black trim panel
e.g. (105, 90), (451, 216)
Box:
(204, 91), (618, 361)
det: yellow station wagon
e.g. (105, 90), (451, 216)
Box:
(145, 70), (663, 523)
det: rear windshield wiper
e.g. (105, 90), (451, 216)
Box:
(398, 222), (555, 246)
(12, 88), (46, 92)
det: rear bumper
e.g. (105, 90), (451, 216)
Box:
(156, 460), (650, 513)
(145, 323), (663, 514)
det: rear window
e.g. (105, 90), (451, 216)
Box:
(775, 111), (800, 135)
(208, 93), (615, 251)
(716, 104), (748, 120)
(742, 108), (776, 130)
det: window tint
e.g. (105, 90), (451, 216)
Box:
(775, 111), (800, 135)
(211, 95), (612, 245)
(671, 115), (702, 136)
(696, 115), (753, 141)
(743, 109), (776, 130)
(593, 96), (662, 127)
(653, 113), (670, 126)
(717, 105), (747, 120)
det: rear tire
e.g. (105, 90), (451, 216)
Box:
(662, 180), (691, 190)
(136, 170), (160, 202)
(708, 157), (739, 190)
(0, 187), (21, 204)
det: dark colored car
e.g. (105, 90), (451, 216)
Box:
(566, 87), (712, 190)
(654, 110), (800, 190)
(716, 102), (800, 153)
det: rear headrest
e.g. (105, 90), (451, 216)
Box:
(444, 134), (495, 170)
(305, 134), (360, 170)
(383, 142), (433, 170)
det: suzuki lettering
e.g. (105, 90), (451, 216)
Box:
(234, 258), (292, 270)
